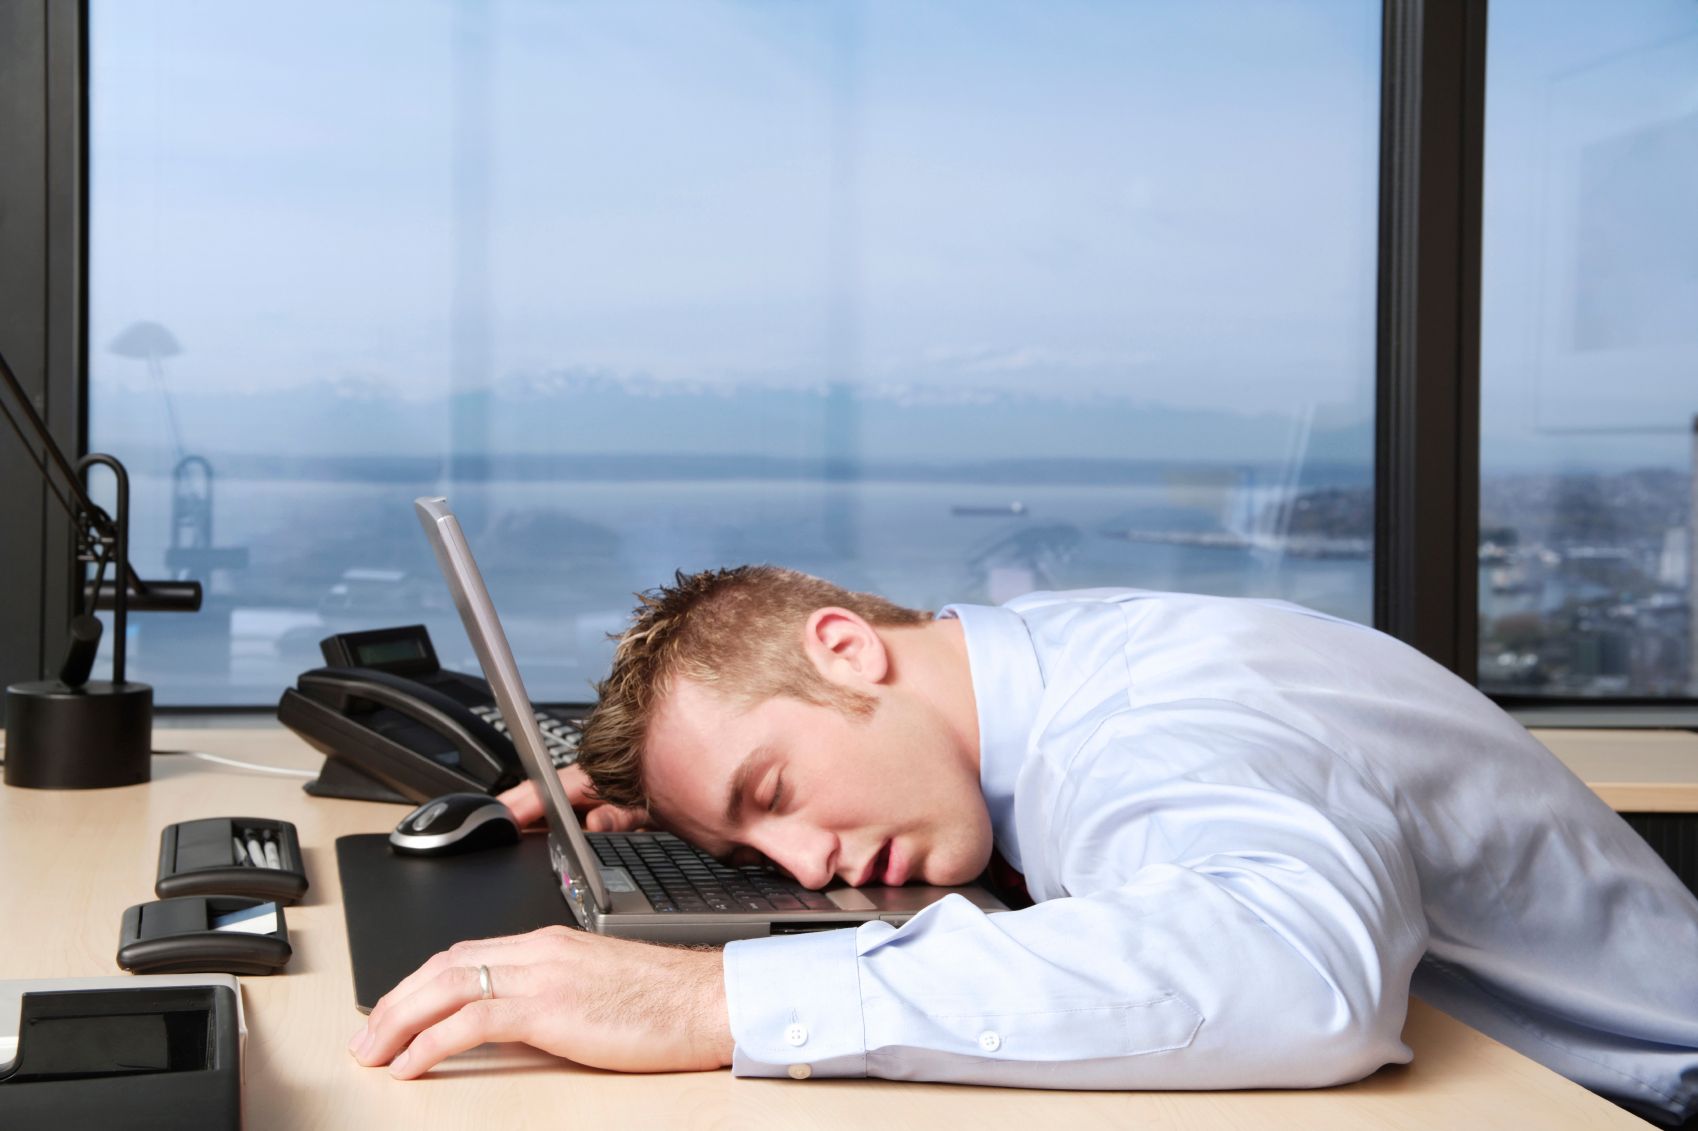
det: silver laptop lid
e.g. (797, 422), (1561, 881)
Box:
(413, 496), (612, 917)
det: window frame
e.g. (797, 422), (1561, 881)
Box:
(1374, 0), (1485, 685)
(0, 0), (85, 718)
(4, 0), (1688, 724)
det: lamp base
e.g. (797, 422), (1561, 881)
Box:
(4, 680), (153, 789)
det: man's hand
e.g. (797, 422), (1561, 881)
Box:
(498, 763), (647, 831)
(348, 926), (733, 1077)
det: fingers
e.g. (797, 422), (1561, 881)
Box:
(389, 998), (531, 1080)
(495, 780), (544, 826)
(584, 804), (647, 832)
(499, 766), (613, 828)
(495, 760), (631, 825)
(366, 928), (566, 1020)
(349, 930), (733, 1078)
(355, 962), (528, 1069)
(547, 765), (647, 830)
(360, 927), (575, 1042)
(558, 763), (604, 808)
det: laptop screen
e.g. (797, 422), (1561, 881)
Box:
(413, 495), (612, 917)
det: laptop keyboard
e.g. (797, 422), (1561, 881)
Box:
(470, 703), (580, 769)
(470, 707), (835, 916)
(588, 832), (838, 915)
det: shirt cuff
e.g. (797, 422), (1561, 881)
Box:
(723, 927), (868, 1079)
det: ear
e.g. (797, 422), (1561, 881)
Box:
(800, 607), (890, 689)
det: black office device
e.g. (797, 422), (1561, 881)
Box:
(276, 624), (581, 805)
(0, 985), (241, 1130)
(156, 817), (309, 904)
(117, 897), (292, 976)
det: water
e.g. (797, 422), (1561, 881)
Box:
(102, 473), (1372, 705)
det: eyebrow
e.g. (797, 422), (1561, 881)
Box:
(722, 744), (776, 827)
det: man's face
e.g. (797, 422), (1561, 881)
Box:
(642, 676), (994, 890)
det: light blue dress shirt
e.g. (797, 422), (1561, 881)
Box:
(721, 589), (1698, 1122)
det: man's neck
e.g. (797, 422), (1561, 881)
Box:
(882, 618), (982, 777)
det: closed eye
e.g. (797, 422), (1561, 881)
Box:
(766, 772), (784, 814)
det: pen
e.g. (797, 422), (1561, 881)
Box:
(246, 835), (267, 868)
(262, 838), (282, 870)
(232, 836), (247, 865)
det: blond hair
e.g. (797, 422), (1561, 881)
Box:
(576, 566), (930, 811)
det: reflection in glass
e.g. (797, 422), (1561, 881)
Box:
(1479, 0), (1698, 698)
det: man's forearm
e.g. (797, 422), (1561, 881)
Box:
(601, 943), (733, 1070)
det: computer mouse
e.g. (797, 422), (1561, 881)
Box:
(389, 792), (521, 856)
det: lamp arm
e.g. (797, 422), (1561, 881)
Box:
(2, 344), (204, 687)
(0, 347), (110, 525)
(77, 453), (131, 684)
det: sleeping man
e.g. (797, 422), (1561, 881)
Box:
(350, 567), (1698, 1125)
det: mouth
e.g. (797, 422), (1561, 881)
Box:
(856, 841), (890, 889)
(880, 839), (909, 887)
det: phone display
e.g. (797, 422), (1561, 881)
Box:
(209, 904), (278, 935)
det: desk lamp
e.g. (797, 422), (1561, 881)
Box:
(1, 345), (201, 789)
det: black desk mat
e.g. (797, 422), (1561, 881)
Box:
(335, 832), (573, 1012)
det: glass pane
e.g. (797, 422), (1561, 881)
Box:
(1480, 0), (1698, 698)
(88, 0), (1381, 705)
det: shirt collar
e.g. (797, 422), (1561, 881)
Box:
(939, 601), (1045, 869)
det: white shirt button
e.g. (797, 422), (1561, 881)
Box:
(788, 1063), (813, 1080)
(784, 1023), (808, 1047)
(978, 1029), (1002, 1053)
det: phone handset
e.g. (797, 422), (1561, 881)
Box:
(295, 666), (520, 787)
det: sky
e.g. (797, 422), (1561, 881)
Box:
(87, 1), (1379, 436)
(85, 0), (1696, 473)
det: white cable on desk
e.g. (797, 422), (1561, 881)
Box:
(185, 751), (317, 779)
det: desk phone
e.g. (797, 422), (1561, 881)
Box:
(277, 625), (580, 805)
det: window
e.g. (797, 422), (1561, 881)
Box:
(1478, 0), (1698, 698)
(89, 0), (1382, 704)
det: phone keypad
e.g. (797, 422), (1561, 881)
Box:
(469, 703), (580, 768)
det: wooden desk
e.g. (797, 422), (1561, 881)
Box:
(1536, 728), (1698, 813)
(0, 726), (1651, 1129)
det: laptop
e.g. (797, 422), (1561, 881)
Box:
(413, 495), (1006, 943)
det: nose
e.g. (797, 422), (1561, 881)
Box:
(753, 824), (839, 890)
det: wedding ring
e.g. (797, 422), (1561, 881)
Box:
(477, 964), (493, 1000)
